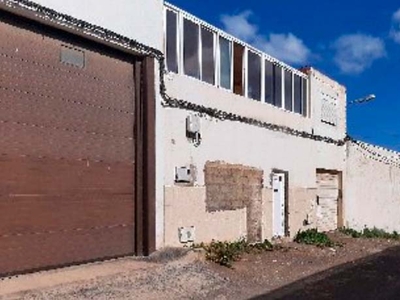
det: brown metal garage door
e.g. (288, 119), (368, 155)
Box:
(0, 14), (136, 276)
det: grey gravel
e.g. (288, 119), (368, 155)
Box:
(15, 256), (228, 300)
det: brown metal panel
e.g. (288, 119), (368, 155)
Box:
(143, 57), (156, 255)
(134, 60), (144, 256)
(0, 12), (137, 276)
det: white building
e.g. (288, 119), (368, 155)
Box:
(0, 0), (350, 276)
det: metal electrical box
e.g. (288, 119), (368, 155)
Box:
(175, 166), (192, 183)
(186, 115), (200, 134)
(178, 226), (195, 243)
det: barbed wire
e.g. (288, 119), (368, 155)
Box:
(348, 137), (400, 168)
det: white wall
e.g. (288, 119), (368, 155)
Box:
(32, 0), (164, 50)
(163, 70), (346, 245)
(164, 71), (346, 186)
(345, 142), (400, 232)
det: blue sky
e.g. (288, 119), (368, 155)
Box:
(168, 0), (400, 150)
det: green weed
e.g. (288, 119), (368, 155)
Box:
(294, 229), (336, 247)
(339, 227), (400, 240)
(193, 238), (273, 267)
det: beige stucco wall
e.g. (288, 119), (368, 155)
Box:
(262, 188), (317, 240)
(164, 186), (247, 247)
(165, 186), (318, 246)
(345, 142), (400, 232)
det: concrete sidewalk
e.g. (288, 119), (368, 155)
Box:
(0, 258), (158, 299)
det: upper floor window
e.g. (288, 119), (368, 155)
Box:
(164, 6), (309, 117)
(166, 10), (178, 73)
(233, 43), (245, 96)
(219, 36), (232, 90)
(247, 51), (261, 101)
(284, 70), (293, 111)
(201, 28), (215, 85)
(273, 64), (283, 108)
(293, 75), (302, 114)
(302, 78), (308, 117)
(183, 19), (200, 79)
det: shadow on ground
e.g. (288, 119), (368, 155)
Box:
(250, 245), (400, 300)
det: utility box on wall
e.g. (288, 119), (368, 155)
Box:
(175, 166), (192, 183)
(178, 226), (195, 243)
(186, 115), (201, 135)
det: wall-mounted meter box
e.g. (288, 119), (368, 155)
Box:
(175, 166), (192, 183)
(178, 226), (195, 243)
(186, 115), (200, 134)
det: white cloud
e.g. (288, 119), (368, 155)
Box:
(390, 8), (400, 43)
(220, 11), (257, 42)
(255, 34), (311, 65)
(220, 11), (312, 65)
(332, 34), (386, 74)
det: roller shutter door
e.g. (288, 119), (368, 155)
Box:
(0, 15), (136, 276)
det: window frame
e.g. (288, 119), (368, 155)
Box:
(218, 34), (234, 91)
(246, 49), (262, 101)
(164, 8), (179, 74)
(182, 17), (201, 79)
(164, 4), (311, 118)
(200, 26), (216, 86)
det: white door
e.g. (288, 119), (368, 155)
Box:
(273, 173), (286, 237)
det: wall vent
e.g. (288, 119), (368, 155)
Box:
(60, 45), (85, 68)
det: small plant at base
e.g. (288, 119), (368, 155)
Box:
(193, 238), (274, 267)
(294, 229), (335, 247)
(339, 227), (362, 238)
(340, 227), (400, 240)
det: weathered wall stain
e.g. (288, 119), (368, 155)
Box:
(204, 161), (263, 242)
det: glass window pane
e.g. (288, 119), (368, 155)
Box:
(201, 28), (215, 85)
(274, 65), (282, 108)
(183, 19), (200, 79)
(294, 75), (302, 114)
(166, 10), (178, 73)
(219, 37), (232, 90)
(284, 70), (293, 111)
(302, 78), (308, 117)
(265, 60), (274, 104)
(247, 51), (261, 101)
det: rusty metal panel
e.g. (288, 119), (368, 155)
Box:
(0, 15), (135, 276)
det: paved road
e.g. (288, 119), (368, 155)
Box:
(251, 245), (400, 300)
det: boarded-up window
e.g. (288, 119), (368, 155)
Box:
(201, 28), (215, 85)
(247, 51), (261, 101)
(183, 19), (200, 79)
(219, 36), (232, 90)
(166, 10), (178, 73)
(321, 95), (338, 126)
